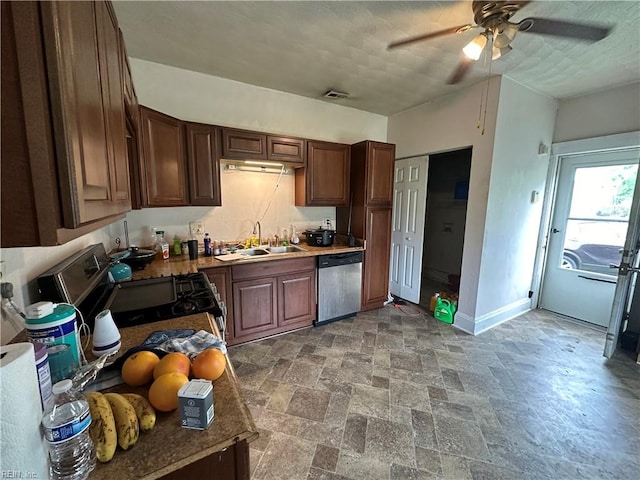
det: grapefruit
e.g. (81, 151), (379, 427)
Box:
(192, 348), (226, 381)
(121, 351), (160, 387)
(148, 372), (189, 412)
(153, 352), (191, 380)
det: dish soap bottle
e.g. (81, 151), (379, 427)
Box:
(290, 226), (299, 245)
(156, 230), (169, 260)
(173, 235), (182, 256)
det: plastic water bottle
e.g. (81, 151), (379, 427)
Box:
(41, 380), (96, 480)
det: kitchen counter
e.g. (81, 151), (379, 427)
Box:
(131, 236), (365, 279)
(89, 313), (258, 480)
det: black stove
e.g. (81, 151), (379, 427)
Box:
(36, 244), (226, 334)
(110, 273), (223, 329)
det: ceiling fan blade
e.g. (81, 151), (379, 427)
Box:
(517, 17), (611, 41)
(447, 57), (475, 85)
(387, 24), (473, 50)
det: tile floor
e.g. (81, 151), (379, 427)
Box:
(228, 306), (640, 480)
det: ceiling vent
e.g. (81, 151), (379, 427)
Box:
(323, 89), (350, 99)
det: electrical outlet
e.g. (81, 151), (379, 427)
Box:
(323, 218), (332, 229)
(189, 221), (204, 237)
(0, 261), (4, 280)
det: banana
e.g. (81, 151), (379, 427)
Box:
(120, 393), (156, 432)
(85, 392), (117, 462)
(104, 392), (139, 450)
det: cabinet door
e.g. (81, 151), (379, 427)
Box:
(202, 267), (234, 343)
(41, 1), (115, 227)
(366, 142), (395, 206)
(186, 124), (222, 206)
(362, 207), (392, 311)
(140, 106), (188, 206)
(268, 136), (305, 165)
(96, 2), (130, 210)
(296, 141), (350, 206)
(278, 269), (316, 328)
(221, 128), (266, 160)
(232, 277), (278, 343)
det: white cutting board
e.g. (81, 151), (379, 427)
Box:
(214, 253), (246, 261)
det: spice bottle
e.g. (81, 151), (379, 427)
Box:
(156, 231), (170, 260)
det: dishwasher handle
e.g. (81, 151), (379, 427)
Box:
(318, 251), (363, 268)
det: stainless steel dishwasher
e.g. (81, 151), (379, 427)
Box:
(316, 251), (363, 326)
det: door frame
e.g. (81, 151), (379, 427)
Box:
(532, 131), (640, 310)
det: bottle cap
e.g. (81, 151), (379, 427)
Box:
(52, 379), (73, 395)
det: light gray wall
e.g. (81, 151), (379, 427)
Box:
(388, 77), (501, 321)
(388, 75), (558, 334)
(553, 82), (640, 143)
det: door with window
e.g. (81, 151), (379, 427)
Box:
(540, 149), (639, 327)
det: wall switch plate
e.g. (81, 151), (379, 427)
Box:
(189, 221), (204, 236)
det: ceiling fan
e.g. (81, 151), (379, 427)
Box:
(388, 1), (611, 84)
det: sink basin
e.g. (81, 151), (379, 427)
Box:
(266, 245), (308, 254)
(240, 248), (270, 256)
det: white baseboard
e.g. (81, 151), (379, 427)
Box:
(453, 298), (531, 335)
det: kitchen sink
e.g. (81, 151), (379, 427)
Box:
(266, 245), (308, 254)
(240, 248), (270, 256)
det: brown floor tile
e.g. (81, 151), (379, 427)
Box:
(286, 386), (331, 422)
(342, 412), (367, 453)
(311, 444), (340, 471)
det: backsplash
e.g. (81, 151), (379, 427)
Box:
(116, 169), (336, 250)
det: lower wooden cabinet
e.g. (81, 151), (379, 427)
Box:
(160, 439), (249, 480)
(230, 258), (316, 344)
(362, 207), (393, 311)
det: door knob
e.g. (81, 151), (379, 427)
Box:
(551, 228), (560, 233)
(405, 237), (411, 241)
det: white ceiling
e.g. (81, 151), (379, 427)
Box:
(113, 1), (640, 116)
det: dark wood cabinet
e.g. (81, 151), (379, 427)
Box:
(268, 136), (305, 165)
(1, 1), (131, 247)
(160, 439), (249, 480)
(278, 270), (316, 328)
(362, 207), (393, 310)
(222, 128), (267, 160)
(337, 140), (395, 311)
(42, 0), (130, 227)
(295, 140), (350, 206)
(186, 123), (222, 206)
(230, 258), (316, 344)
(139, 106), (188, 206)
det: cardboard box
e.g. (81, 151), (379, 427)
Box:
(178, 379), (214, 430)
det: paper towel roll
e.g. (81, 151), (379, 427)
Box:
(0, 343), (49, 479)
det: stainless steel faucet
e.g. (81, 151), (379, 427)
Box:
(253, 221), (262, 246)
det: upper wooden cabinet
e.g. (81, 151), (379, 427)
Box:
(267, 136), (305, 165)
(186, 123), (222, 206)
(139, 106), (188, 206)
(42, 0), (130, 228)
(295, 141), (350, 207)
(1, 1), (132, 247)
(222, 128), (306, 166)
(221, 129), (266, 160)
(364, 141), (395, 206)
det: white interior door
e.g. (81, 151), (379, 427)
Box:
(390, 156), (428, 303)
(540, 149), (639, 326)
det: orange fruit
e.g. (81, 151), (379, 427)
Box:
(148, 372), (189, 412)
(192, 349), (226, 381)
(121, 351), (160, 387)
(153, 352), (191, 380)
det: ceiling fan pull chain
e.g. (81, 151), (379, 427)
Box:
(480, 32), (495, 136)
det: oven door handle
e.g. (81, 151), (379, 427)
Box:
(104, 284), (122, 312)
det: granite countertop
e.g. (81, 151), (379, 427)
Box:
(131, 236), (365, 279)
(89, 313), (258, 480)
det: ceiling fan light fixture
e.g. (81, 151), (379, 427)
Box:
(462, 32), (488, 60)
(492, 44), (512, 60)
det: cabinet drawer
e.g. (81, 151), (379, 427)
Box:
(232, 257), (315, 282)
